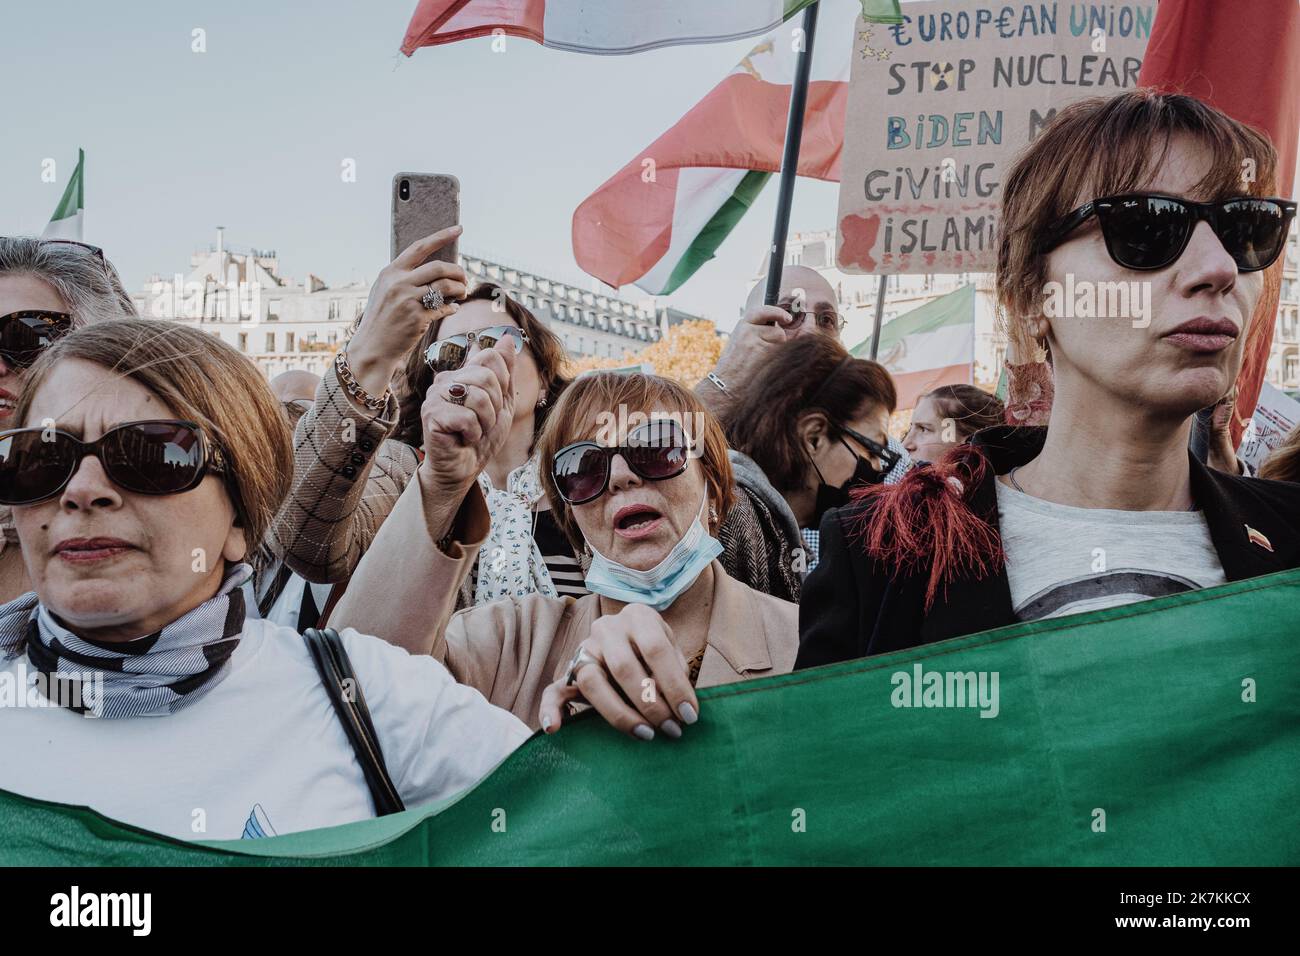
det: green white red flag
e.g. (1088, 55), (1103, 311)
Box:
(850, 284), (976, 411)
(572, 0), (901, 294)
(41, 148), (85, 241)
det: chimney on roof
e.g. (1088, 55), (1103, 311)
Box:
(216, 226), (225, 259)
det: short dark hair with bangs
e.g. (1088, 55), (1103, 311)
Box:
(536, 371), (734, 553)
(996, 89), (1280, 360)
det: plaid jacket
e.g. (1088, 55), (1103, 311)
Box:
(718, 486), (803, 604)
(268, 366), (420, 584)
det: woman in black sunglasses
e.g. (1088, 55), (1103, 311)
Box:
(0, 319), (528, 840)
(0, 237), (137, 604)
(330, 369), (798, 739)
(799, 89), (1300, 669)
(718, 335), (902, 599)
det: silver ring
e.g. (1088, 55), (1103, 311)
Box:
(565, 644), (598, 686)
(421, 285), (445, 311)
(447, 382), (468, 406)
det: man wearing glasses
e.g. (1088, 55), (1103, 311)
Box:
(696, 265), (844, 417)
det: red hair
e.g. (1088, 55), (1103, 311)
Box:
(845, 445), (1004, 610)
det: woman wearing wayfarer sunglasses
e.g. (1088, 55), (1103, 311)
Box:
(330, 371), (798, 739)
(0, 319), (528, 840)
(0, 237), (138, 604)
(799, 89), (1300, 669)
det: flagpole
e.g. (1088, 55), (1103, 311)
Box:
(869, 273), (887, 359)
(763, 1), (820, 307)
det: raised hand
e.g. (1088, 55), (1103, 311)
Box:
(715, 304), (795, 379)
(345, 225), (468, 399)
(418, 336), (516, 498)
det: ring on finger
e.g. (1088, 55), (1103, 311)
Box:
(421, 284), (446, 311)
(447, 381), (469, 406)
(566, 644), (598, 686)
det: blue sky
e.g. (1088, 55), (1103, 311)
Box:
(1, 0), (843, 329)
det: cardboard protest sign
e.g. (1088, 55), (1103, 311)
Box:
(1238, 381), (1300, 472)
(837, 1), (1154, 274)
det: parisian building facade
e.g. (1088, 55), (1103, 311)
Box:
(133, 231), (706, 379)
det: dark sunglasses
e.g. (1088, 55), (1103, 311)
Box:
(1041, 193), (1297, 273)
(424, 325), (529, 372)
(552, 420), (691, 505)
(0, 420), (227, 506)
(0, 310), (73, 369)
(841, 425), (900, 474)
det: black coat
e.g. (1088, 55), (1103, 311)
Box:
(796, 426), (1300, 668)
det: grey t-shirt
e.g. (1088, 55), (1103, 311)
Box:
(994, 480), (1227, 622)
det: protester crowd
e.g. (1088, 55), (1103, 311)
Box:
(1, 89), (1298, 841)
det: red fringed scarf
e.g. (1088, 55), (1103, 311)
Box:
(846, 445), (1006, 610)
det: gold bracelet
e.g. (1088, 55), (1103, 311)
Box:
(334, 349), (390, 412)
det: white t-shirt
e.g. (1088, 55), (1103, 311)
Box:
(259, 573), (334, 631)
(995, 480), (1227, 622)
(0, 618), (530, 841)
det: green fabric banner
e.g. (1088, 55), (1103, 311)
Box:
(3, 568), (1297, 866)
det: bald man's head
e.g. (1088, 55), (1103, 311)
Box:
(745, 265), (841, 339)
(269, 369), (322, 405)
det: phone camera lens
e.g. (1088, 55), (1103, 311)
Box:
(399, 179), (410, 201)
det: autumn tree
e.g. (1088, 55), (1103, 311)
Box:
(564, 320), (723, 388)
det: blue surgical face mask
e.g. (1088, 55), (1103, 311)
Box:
(583, 494), (722, 612)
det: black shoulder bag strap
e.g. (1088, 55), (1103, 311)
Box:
(302, 627), (406, 816)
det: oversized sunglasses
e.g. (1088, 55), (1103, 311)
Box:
(1040, 193), (1297, 273)
(0, 310), (73, 369)
(841, 425), (900, 474)
(551, 420), (691, 505)
(0, 420), (227, 506)
(424, 325), (529, 373)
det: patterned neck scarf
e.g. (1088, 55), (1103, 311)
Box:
(474, 455), (558, 605)
(883, 435), (913, 485)
(0, 563), (251, 719)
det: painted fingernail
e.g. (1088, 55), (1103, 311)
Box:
(660, 719), (682, 739)
(633, 724), (654, 741)
(540, 713), (552, 732)
(679, 703), (698, 725)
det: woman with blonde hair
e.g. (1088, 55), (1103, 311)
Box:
(0, 319), (527, 840)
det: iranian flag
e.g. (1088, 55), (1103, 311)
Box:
(573, 0), (895, 294)
(401, 0), (824, 56)
(850, 284), (975, 411)
(42, 148), (85, 241)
